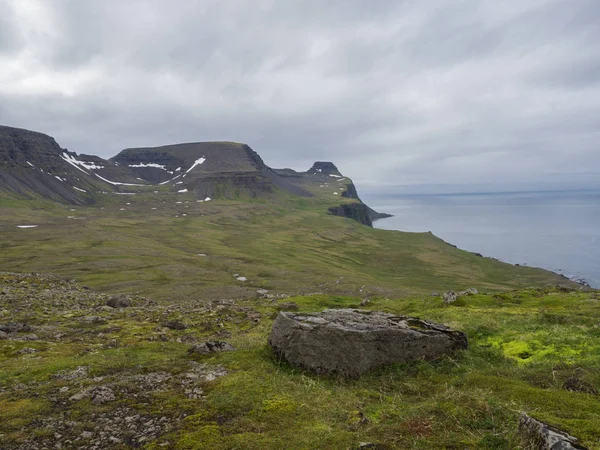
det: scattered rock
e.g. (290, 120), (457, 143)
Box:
(442, 291), (458, 305)
(0, 330), (8, 339)
(106, 296), (131, 308)
(21, 334), (40, 341)
(90, 386), (116, 404)
(359, 298), (370, 306)
(71, 385), (116, 404)
(278, 302), (299, 311)
(354, 443), (388, 450)
(459, 288), (478, 296)
(82, 315), (106, 324)
(18, 347), (39, 354)
(257, 288), (269, 297)
(563, 377), (598, 395)
(53, 366), (89, 381)
(518, 413), (588, 449)
(163, 320), (187, 330)
(0, 322), (33, 333)
(269, 309), (468, 377)
(188, 341), (236, 355)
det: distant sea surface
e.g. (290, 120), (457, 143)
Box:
(370, 190), (600, 288)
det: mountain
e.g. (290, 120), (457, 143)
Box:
(0, 125), (389, 225)
(110, 141), (313, 199)
(0, 125), (149, 204)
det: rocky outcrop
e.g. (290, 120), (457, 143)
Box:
(328, 203), (374, 227)
(269, 309), (468, 377)
(307, 161), (342, 176)
(518, 413), (588, 449)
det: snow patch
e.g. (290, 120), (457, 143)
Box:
(178, 189), (188, 193)
(333, 192), (339, 195)
(329, 174), (341, 178)
(26, 161), (34, 167)
(16, 225), (38, 228)
(54, 176), (64, 182)
(114, 192), (137, 195)
(151, 207), (157, 210)
(204, 197), (211, 202)
(159, 174), (181, 185)
(72, 186), (87, 193)
(236, 276), (247, 282)
(175, 167), (181, 172)
(61, 152), (104, 171)
(186, 157), (206, 174)
(175, 181), (183, 185)
(198, 253), (207, 257)
(128, 163), (167, 170)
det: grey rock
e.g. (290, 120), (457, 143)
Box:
(188, 341), (236, 355)
(563, 377), (598, 395)
(163, 320), (186, 330)
(518, 413), (588, 449)
(90, 386), (115, 405)
(53, 366), (89, 381)
(18, 347), (39, 354)
(0, 322), (33, 333)
(83, 316), (106, 324)
(269, 309), (468, 378)
(278, 302), (299, 311)
(106, 296), (131, 308)
(22, 334), (40, 341)
(0, 331), (7, 340)
(443, 291), (458, 305)
(70, 386), (115, 404)
(256, 289), (269, 297)
(459, 288), (478, 296)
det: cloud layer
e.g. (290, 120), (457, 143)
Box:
(1, 0), (599, 190)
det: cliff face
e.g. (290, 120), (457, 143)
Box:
(328, 203), (373, 227)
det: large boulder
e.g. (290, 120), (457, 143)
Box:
(518, 413), (588, 449)
(269, 309), (467, 377)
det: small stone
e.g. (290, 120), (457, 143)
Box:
(18, 347), (39, 354)
(459, 288), (478, 296)
(518, 413), (587, 450)
(163, 320), (186, 330)
(91, 386), (115, 405)
(256, 289), (269, 297)
(443, 291), (458, 305)
(106, 296), (131, 308)
(563, 377), (598, 395)
(0, 322), (33, 333)
(188, 341), (236, 355)
(81, 431), (93, 439)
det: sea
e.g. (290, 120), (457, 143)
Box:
(367, 190), (600, 289)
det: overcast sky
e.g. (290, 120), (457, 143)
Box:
(1, 0), (599, 192)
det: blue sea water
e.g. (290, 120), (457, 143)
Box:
(368, 190), (600, 288)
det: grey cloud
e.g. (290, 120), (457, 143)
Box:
(1, 0), (599, 192)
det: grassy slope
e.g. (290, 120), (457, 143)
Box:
(0, 188), (573, 300)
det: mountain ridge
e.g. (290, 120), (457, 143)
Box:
(0, 125), (390, 225)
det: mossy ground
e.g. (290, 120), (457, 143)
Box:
(0, 273), (598, 449)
